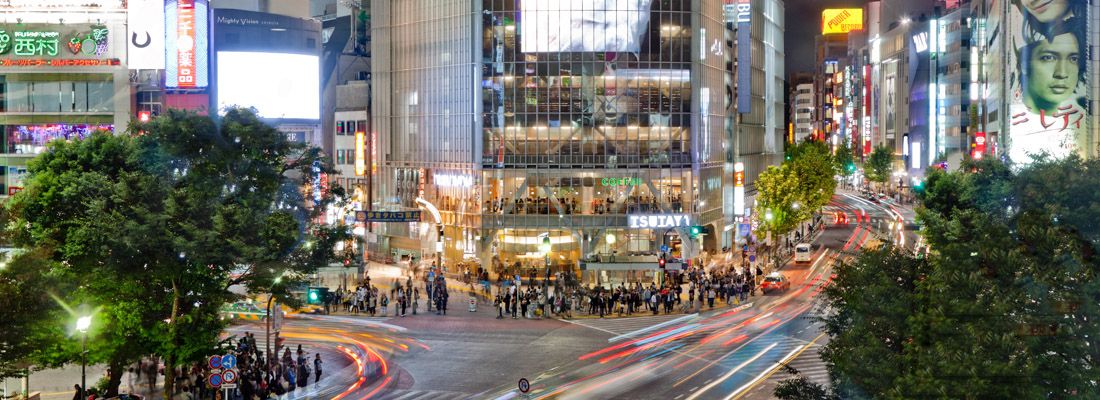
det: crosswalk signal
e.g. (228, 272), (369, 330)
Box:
(689, 226), (703, 238)
(658, 253), (667, 269)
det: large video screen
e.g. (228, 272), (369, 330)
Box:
(216, 51), (319, 120)
(991, 0), (1090, 164)
(520, 0), (652, 53)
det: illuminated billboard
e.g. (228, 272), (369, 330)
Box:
(0, 23), (121, 67)
(216, 51), (319, 120)
(127, 0), (165, 69)
(165, 0), (209, 88)
(994, 0), (1089, 164)
(822, 8), (863, 35)
(520, 0), (652, 53)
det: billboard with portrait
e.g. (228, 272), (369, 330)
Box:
(992, 0), (1090, 163)
(520, 0), (652, 53)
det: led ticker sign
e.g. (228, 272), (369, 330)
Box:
(0, 59), (119, 66)
(822, 8), (863, 35)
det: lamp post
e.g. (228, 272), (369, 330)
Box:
(539, 235), (551, 293)
(75, 315), (91, 400)
(266, 275), (283, 362)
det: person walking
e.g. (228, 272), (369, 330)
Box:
(313, 353), (323, 384)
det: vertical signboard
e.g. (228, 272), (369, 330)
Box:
(165, 0), (208, 88)
(733, 0), (752, 112)
(354, 131), (366, 176)
(733, 162), (745, 216)
(127, 0), (165, 69)
(994, 0), (1090, 163)
(973, 132), (986, 159)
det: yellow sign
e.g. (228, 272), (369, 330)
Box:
(822, 8), (863, 35)
(354, 131), (366, 176)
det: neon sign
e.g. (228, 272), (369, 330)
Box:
(628, 214), (692, 229)
(0, 26), (108, 57)
(601, 177), (642, 187)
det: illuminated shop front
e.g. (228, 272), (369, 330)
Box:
(0, 5), (130, 197)
(373, 0), (730, 284)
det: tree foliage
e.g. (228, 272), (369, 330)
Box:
(833, 141), (856, 177)
(757, 140), (837, 236)
(865, 146), (893, 185)
(4, 108), (348, 396)
(787, 156), (1100, 399)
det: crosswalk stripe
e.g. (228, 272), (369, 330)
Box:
(375, 390), (472, 400)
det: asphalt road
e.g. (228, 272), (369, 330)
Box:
(269, 192), (913, 400)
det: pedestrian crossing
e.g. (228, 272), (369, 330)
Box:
(564, 312), (698, 337)
(369, 389), (474, 400)
(764, 342), (829, 387)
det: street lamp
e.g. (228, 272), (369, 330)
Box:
(76, 315), (91, 400)
(540, 236), (551, 292)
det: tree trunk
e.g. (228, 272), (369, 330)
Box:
(105, 358), (125, 397)
(163, 279), (181, 399)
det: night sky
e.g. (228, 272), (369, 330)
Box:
(785, 0), (868, 74)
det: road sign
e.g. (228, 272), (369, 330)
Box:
(221, 384), (237, 389)
(518, 378), (530, 393)
(207, 355), (222, 370)
(221, 354), (237, 370)
(749, 254), (756, 263)
(660, 244), (669, 253)
(207, 373), (222, 388)
(222, 369), (238, 384)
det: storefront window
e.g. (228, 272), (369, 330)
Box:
(4, 124), (113, 154)
(0, 78), (114, 113)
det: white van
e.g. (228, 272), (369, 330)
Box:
(794, 243), (813, 263)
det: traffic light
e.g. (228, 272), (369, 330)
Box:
(307, 287), (328, 304)
(847, 163), (855, 173)
(658, 253), (666, 269)
(689, 226), (703, 238)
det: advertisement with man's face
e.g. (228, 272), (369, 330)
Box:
(998, 0), (1090, 164)
(520, 0), (652, 53)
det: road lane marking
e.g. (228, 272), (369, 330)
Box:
(729, 331), (829, 400)
(685, 342), (779, 400)
(609, 313), (699, 342)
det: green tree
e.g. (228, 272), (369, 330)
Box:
(865, 146), (893, 188)
(6, 108), (349, 396)
(795, 156), (1100, 399)
(787, 140), (837, 215)
(833, 141), (856, 177)
(0, 248), (75, 379)
(755, 163), (802, 236)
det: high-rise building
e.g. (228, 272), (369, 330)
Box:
(370, 0), (755, 285)
(791, 83), (814, 142)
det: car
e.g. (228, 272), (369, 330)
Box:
(794, 243), (813, 263)
(760, 273), (791, 294)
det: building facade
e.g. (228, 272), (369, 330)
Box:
(372, 0), (751, 285)
(0, 2), (131, 197)
(792, 83), (813, 141)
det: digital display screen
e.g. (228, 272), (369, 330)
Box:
(520, 0), (652, 53)
(216, 51), (319, 120)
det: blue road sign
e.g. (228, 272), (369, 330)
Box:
(660, 244), (669, 253)
(221, 354), (236, 370)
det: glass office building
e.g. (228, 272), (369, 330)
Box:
(372, 0), (731, 285)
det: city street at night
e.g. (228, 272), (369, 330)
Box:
(2, 0), (1099, 399)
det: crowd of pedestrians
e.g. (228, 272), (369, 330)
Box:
(329, 268), (453, 317)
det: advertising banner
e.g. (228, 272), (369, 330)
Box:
(165, 0), (209, 88)
(519, 0), (651, 53)
(822, 8), (863, 35)
(994, 0), (1090, 164)
(127, 0), (166, 69)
